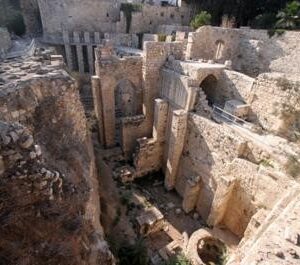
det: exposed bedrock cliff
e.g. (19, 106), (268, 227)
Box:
(0, 57), (114, 265)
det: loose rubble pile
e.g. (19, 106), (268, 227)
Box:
(0, 122), (63, 201)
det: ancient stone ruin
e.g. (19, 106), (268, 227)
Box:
(1, 0), (300, 265)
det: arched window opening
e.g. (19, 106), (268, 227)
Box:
(215, 40), (225, 60)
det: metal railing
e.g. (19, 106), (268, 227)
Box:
(212, 104), (253, 130)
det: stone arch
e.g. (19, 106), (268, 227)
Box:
(215, 40), (225, 60)
(200, 75), (218, 106)
(114, 79), (139, 118)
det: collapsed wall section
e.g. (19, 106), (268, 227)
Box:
(186, 26), (300, 77)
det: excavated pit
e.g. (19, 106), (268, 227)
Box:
(0, 54), (114, 265)
(197, 238), (228, 265)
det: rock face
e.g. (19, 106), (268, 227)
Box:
(0, 55), (114, 264)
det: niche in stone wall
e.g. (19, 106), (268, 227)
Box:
(215, 40), (225, 61)
(115, 79), (139, 118)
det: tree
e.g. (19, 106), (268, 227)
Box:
(117, 238), (148, 265)
(190, 11), (212, 29)
(276, 0), (300, 29)
(167, 254), (191, 265)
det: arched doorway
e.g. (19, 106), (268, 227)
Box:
(115, 79), (138, 118)
(200, 75), (218, 107)
(114, 79), (139, 145)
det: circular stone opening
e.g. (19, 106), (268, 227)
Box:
(197, 238), (228, 265)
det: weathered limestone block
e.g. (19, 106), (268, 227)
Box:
(100, 80), (116, 148)
(91, 76), (105, 145)
(74, 32), (84, 73)
(207, 176), (236, 226)
(153, 98), (168, 141)
(164, 109), (188, 190)
(182, 176), (201, 213)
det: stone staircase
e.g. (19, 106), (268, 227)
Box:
(195, 89), (213, 116)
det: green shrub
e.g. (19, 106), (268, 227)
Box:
(158, 34), (167, 42)
(276, 1), (300, 30)
(190, 11), (212, 29)
(118, 238), (148, 265)
(251, 13), (277, 29)
(167, 254), (191, 265)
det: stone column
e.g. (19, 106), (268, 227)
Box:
(94, 32), (101, 44)
(63, 30), (73, 70)
(73, 32), (84, 73)
(207, 176), (236, 226)
(182, 176), (201, 213)
(164, 109), (188, 190)
(91, 76), (105, 145)
(100, 81), (116, 148)
(153, 99), (168, 142)
(84, 32), (94, 74)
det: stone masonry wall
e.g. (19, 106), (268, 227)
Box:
(249, 72), (300, 139)
(175, 114), (245, 220)
(37, 0), (121, 41)
(118, 4), (191, 34)
(0, 27), (11, 58)
(20, 0), (42, 35)
(186, 26), (300, 77)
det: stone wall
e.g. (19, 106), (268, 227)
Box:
(228, 185), (300, 265)
(249, 73), (300, 138)
(186, 26), (300, 77)
(37, 0), (192, 41)
(173, 113), (295, 237)
(119, 4), (191, 34)
(37, 0), (121, 41)
(236, 28), (300, 76)
(157, 24), (192, 35)
(175, 114), (245, 220)
(160, 69), (197, 110)
(0, 27), (11, 58)
(94, 49), (143, 149)
(20, 0), (42, 35)
(213, 69), (255, 107)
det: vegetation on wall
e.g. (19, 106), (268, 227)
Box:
(120, 3), (142, 33)
(0, 0), (25, 35)
(167, 254), (192, 265)
(275, 1), (300, 29)
(185, 0), (300, 30)
(190, 11), (212, 29)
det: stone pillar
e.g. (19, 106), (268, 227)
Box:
(186, 86), (198, 111)
(73, 32), (84, 73)
(100, 81), (116, 148)
(91, 76), (105, 145)
(207, 176), (236, 226)
(164, 110), (188, 190)
(182, 176), (201, 213)
(153, 99), (168, 142)
(63, 30), (73, 70)
(94, 32), (101, 44)
(84, 32), (94, 74)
